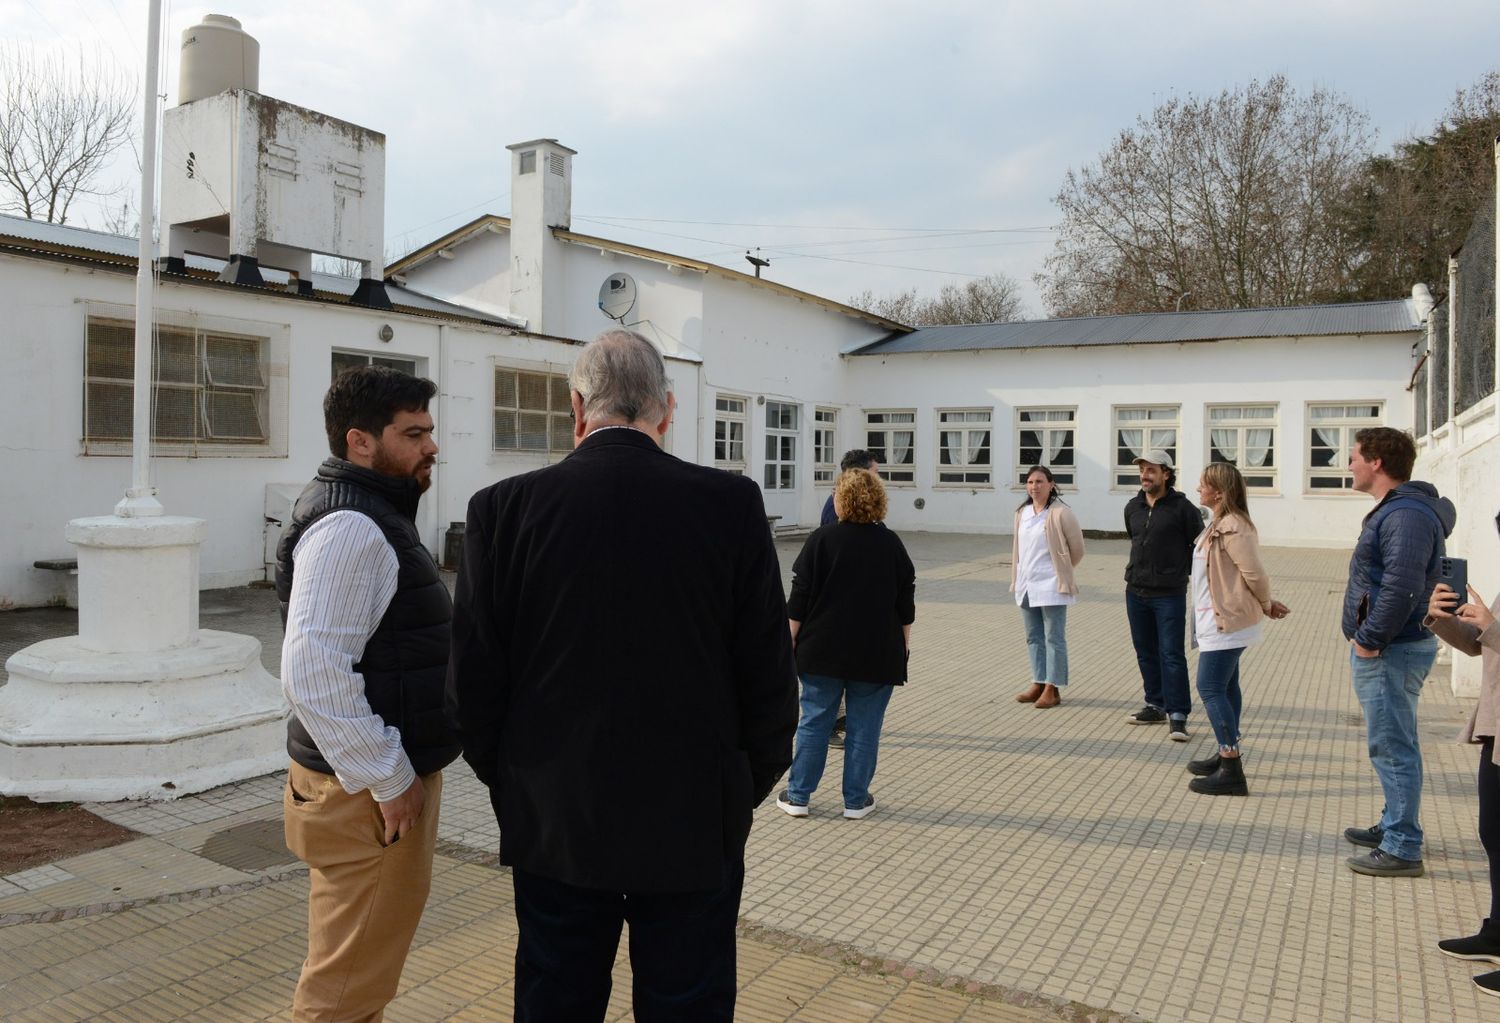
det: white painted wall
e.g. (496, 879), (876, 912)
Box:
(845, 334), (1419, 546)
(399, 229), (514, 321)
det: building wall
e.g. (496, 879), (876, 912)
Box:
(398, 230), (514, 321)
(845, 334), (1418, 546)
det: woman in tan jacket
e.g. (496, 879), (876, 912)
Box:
(1426, 527), (1500, 998)
(1011, 466), (1085, 709)
(1186, 463), (1289, 796)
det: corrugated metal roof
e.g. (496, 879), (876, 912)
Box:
(850, 301), (1420, 356)
(0, 213), (519, 327)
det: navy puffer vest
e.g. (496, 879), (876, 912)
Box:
(275, 457), (459, 778)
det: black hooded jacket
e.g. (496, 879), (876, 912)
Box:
(1123, 486), (1205, 596)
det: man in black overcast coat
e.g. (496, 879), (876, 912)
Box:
(447, 328), (798, 1022)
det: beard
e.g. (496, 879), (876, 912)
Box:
(371, 445), (434, 492)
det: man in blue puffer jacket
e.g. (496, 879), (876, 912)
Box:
(1340, 427), (1456, 878)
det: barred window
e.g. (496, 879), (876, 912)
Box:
(84, 317), (270, 446)
(1113, 406), (1179, 487)
(1016, 407), (1076, 485)
(865, 409), (916, 484)
(1208, 405), (1278, 490)
(494, 368), (571, 453)
(1307, 403), (1382, 492)
(714, 394), (747, 474)
(813, 408), (838, 484)
(937, 409), (992, 485)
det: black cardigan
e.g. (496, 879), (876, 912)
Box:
(787, 522), (916, 685)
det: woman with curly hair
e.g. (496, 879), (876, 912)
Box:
(1011, 465), (1085, 709)
(777, 469), (915, 820)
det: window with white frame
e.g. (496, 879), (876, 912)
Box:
(1208, 404), (1278, 489)
(1016, 407), (1076, 485)
(714, 394), (748, 473)
(763, 401), (800, 490)
(1307, 402), (1383, 491)
(813, 408), (838, 484)
(937, 409), (992, 485)
(332, 351), (418, 379)
(1113, 405), (1180, 487)
(865, 409), (916, 484)
(84, 316), (273, 451)
(494, 367), (571, 453)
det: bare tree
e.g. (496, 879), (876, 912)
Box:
(1037, 76), (1372, 316)
(0, 44), (136, 225)
(849, 273), (1026, 325)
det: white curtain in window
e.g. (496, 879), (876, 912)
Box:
(1120, 429), (1144, 460)
(1312, 425), (1340, 450)
(1245, 429), (1273, 467)
(1211, 429), (1238, 460)
(1045, 429), (1066, 463)
(893, 431), (914, 465)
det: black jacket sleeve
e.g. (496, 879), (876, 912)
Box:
(731, 489), (799, 805)
(445, 488), (508, 792)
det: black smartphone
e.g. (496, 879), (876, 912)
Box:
(1440, 556), (1469, 610)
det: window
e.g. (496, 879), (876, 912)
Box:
(1016, 407), (1076, 485)
(714, 394), (747, 474)
(494, 367), (571, 453)
(763, 401), (800, 490)
(813, 408), (838, 484)
(1113, 405), (1180, 487)
(1208, 405), (1278, 489)
(518, 149), (536, 174)
(1307, 403), (1383, 491)
(84, 316), (271, 448)
(331, 351), (417, 378)
(865, 410), (916, 484)
(937, 409), (992, 485)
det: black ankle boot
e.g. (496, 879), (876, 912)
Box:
(1189, 754), (1248, 796)
(1187, 752), (1221, 776)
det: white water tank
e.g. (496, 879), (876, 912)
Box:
(178, 14), (259, 104)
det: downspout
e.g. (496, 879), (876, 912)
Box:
(436, 322), (449, 552)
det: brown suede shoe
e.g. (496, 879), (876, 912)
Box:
(1015, 683), (1045, 703)
(1035, 685), (1061, 709)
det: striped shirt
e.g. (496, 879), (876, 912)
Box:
(280, 510), (414, 801)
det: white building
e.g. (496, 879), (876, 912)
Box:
(0, 90), (1437, 611)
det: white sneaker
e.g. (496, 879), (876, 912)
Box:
(844, 795), (877, 820)
(776, 790), (809, 817)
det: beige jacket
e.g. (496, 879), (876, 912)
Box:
(1009, 502), (1086, 596)
(1198, 512), (1273, 634)
(1425, 597), (1500, 764)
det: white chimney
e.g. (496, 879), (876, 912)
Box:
(507, 139), (576, 332)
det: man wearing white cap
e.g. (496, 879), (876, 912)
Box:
(1122, 449), (1204, 740)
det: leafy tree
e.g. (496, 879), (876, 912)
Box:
(849, 273), (1026, 325)
(1036, 75), (1372, 316)
(0, 44), (136, 225)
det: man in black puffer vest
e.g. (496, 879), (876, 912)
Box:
(276, 366), (458, 1021)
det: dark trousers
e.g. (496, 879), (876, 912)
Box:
(511, 857), (743, 1023)
(1125, 590), (1191, 717)
(1481, 738), (1500, 926)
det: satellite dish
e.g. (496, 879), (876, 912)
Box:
(598, 272), (637, 320)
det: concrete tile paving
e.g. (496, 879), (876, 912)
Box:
(0, 531), (1494, 1021)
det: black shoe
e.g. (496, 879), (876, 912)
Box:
(1168, 718), (1189, 742)
(1476, 970), (1500, 998)
(1188, 755), (1247, 796)
(1127, 705), (1166, 725)
(1438, 925), (1500, 964)
(1346, 848), (1424, 877)
(1343, 823), (1383, 849)
(1187, 752), (1221, 776)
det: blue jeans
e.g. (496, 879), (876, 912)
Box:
(1124, 591), (1191, 717)
(787, 674), (895, 809)
(1195, 648), (1244, 751)
(1351, 637), (1438, 861)
(1019, 597), (1069, 685)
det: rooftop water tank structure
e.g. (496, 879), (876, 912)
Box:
(178, 14), (259, 104)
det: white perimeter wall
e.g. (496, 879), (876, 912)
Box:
(844, 334), (1419, 546)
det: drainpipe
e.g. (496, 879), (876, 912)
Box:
(436, 322), (448, 554)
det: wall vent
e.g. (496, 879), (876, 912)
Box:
(549, 152), (566, 176)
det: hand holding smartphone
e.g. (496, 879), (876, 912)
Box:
(1440, 557), (1469, 611)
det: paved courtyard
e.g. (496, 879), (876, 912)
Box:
(0, 531), (1493, 1022)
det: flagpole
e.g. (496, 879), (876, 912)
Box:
(117, 0), (164, 518)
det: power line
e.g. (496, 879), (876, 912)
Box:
(576, 213), (1055, 234)
(391, 192), (509, 240)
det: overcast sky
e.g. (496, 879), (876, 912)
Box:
(5, 0), (1498, 318)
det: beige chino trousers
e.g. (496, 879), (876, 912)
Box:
(283, 761), (443, 1023)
